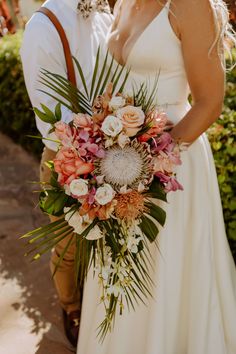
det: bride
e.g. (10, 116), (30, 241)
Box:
(77, 0), (236, 353)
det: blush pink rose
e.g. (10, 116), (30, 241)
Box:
(54, 147), (94, 185)
(116, 106), (145, 137)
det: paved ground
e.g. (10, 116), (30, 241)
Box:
(0, 133), (75, 354)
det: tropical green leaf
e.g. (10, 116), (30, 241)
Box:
(140, 215), (159, 242)
(145, 201), (166, 226)
(112, 65), (126, 94)
(24, 226), (72, 256)
(31, 229), (73, 261)
(146, 177), (167, 201)
(20, 218), (66, 239)
(90, 46), (100, 100)
(72, 56), (89, 98)
(33, 107), (56, 124)
(117, 68), (130, 93)
(99, 55), (115, 95)
(52, 234), (74, 276)
(55, 103), (62, 121)
(92, 50), (109, 102)
(40, 190), (68, 215)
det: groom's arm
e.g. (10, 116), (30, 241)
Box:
(20, 14), (74, 151)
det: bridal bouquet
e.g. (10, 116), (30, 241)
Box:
(21, 50), (184, 339)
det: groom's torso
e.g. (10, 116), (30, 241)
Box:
(20, 0), (113, 150)
(22, 0), (113, 87)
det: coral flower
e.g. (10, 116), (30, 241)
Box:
(54, 147), (94, 185)
(138, 110), (168, 142)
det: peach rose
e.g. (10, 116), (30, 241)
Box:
(54, 147), (94, 185)
(116, 106), (145, 137)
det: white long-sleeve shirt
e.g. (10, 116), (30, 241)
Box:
(20, 0), (112, 150)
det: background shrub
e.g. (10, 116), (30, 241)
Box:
(207, 64), (236, 260)
(0, 31), (43, 156)
(0, 31), (235, 262)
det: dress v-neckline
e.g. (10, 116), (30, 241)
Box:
(107, 1), (170, 67)
(123, 5), (168, 67)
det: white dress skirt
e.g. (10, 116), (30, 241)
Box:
(77, 2), (236, 353)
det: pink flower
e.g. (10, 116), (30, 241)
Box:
(155, 172), (183, 192)
(73, 113), (93, 131)
(154, 132), (173, 152)
(165, 178), (183, 192)
(153, 152), (176, 174)
(54, 147), (94, 185)
(138, 111), (168, 142)
(79, 130), (90, 142)
(54, 121), (75, 146)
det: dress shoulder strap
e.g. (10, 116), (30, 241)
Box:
(36, 7), (77, 87)
(166, 0), (172, 9)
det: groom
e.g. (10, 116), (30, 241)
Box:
(20, 0), (113, 347)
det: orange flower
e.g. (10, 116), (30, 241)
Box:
(96, 200), (117, 220)
(114, 191), (146, 221)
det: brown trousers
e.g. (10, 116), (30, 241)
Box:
(40, 147), (82, 314)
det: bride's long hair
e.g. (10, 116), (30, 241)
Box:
(208, 0), (236, 66)
(160, 0), (236, 67)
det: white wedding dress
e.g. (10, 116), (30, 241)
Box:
(77, 2), (236, 353)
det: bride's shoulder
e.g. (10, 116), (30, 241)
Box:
(173, 0), (215, 19)
(172, 0), (216, 33)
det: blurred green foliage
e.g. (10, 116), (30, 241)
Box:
(207, 64), (236, 261)
(0, 31), (43, 156)
(0, 31), (235, 261)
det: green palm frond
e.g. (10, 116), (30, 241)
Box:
(36, 48), (130, 121)
(133, 72), (160, 113)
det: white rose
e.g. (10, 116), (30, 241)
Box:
(86, 225), (104, 240)
(109, 96), (126, 111)
(117, 132), (130, 148)
(101, 115), (123, 137)
(69, 179), (89, 197)
(95, 184), (115, 205)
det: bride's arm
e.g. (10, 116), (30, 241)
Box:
(169, 0), (225, 144)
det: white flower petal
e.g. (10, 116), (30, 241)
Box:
(86, 225), (104, 240)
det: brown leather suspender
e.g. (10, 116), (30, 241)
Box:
(36, 7), (77, 87)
